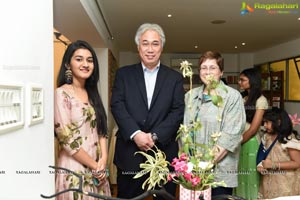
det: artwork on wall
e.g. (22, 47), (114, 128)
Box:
(108, 50), (118, 104)
(223, 72), (239, 85)
(0, 84), (24, 134)
(27, 84), (44, 126)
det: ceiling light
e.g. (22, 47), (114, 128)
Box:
(235, 46), (238, 49)
(194, 45), (198, 49)
(211, 20), (226, 24)
(298, 17), (300, 20)
(242, 42), (246, 46)
(167, 14), (172, 18)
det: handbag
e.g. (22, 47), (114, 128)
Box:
(256, 136), (278, 165)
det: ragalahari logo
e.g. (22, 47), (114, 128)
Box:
(241, 2), (254, 15)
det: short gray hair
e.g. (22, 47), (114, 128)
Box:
(134, 23), (166, 47)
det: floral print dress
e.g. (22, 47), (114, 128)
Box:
(54, 86), (110, 200)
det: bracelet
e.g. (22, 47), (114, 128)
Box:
(271, 161), (276, 170)
(271, 161), (280, 170)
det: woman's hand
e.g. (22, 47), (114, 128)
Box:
(92, 158), (107, 184)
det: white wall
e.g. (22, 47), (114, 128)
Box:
(238, 53), (254, 70)
(254, 38), (300, 65)
(0, 1), (54, 199)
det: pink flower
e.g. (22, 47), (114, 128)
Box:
(179, 153), (189, 161)
(173, 160), (188, 172)
(183, 172), (193, 181)
(167, 173), (176, 181)
(289, 113), (300, 127)
(191, 176), (201, 186)
(171, 157), (180, 165)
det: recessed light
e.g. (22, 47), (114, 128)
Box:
(298, 17), (300, 20)
(235, 46), (238, 49)
(194, 45), (198, 49)
(167, 14), (172, 18)
(211, 20), (226, 24)
(242, 42), (246, 46)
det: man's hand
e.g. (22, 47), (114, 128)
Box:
(133, 131), (154, 151)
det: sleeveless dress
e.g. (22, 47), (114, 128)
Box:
(54, 87), (111, 200)
(235, 95), (268, 200)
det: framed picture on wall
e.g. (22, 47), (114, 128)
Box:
(108, 50), (118, 105)
(223, 72), (239, 84)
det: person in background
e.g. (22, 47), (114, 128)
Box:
(257, 107), (300, 199)
(183, 51), (245, 196)
(235, 68), (268, 200)
(54, 40), (111, 199)
(110, 23), (185, 199)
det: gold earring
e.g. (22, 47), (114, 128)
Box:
(65, 64), (73, 84)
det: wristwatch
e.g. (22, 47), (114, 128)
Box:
(151, 133), (158, 143)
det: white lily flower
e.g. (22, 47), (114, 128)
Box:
(187, 162), (194, 173)
(198, 161), (214, 170)
(180, 60), (193, 78)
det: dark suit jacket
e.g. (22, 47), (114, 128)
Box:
(111, 63), (185, 172)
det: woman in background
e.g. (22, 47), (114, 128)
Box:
(257, 107), (300, 199)
(235, 68), (268, 200)
(54, 40), (111, 199)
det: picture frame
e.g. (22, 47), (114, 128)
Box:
(27, 83), (44, 126)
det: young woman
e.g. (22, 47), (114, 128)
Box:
(54, 40), (111, 199)
(235, 68), (268, 200)
(257, 107), (300, 199)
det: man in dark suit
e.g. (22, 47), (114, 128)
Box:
(110, 23), (185, 199)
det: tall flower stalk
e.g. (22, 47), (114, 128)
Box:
(172, 61), (227, 190)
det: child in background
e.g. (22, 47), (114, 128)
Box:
(257, 107), (300, 199)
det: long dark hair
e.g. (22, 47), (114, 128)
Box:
(240, 68), (262, 123)
(57, 40), (107, 136)
(263, 107), (299, 144)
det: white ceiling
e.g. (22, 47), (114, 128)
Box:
(54, 0), (300, 54)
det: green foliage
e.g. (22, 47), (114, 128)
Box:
(133, 146), (170, 191)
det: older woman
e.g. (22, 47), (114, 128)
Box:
(183, 51), (245, 196)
